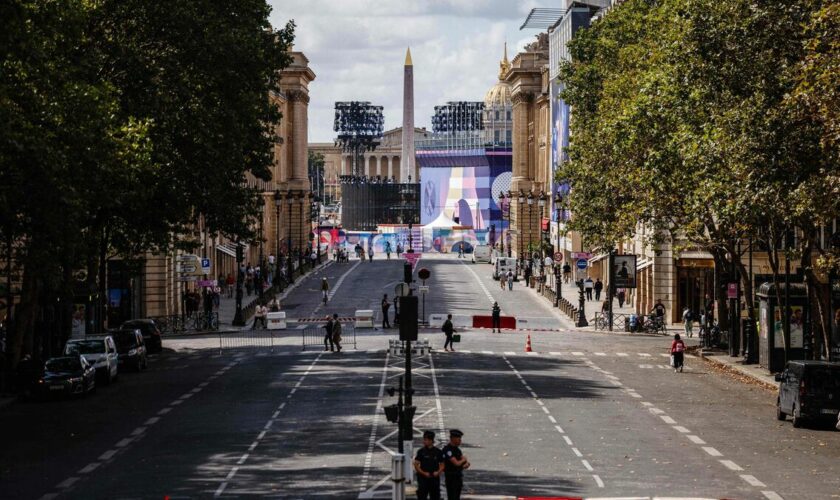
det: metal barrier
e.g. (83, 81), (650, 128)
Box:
(592, 312), (629, 331)
(218, 330), (279, 352)
(302, 323), (357, 351)
(151, 313), (220, 335)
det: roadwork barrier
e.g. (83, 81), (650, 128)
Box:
(301, 323), (356, 351)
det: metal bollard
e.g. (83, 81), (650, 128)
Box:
(391, 453), (405, 500)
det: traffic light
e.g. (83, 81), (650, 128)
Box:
(399, 296), (418, 341)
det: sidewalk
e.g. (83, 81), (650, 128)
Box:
(695, 350), (778, 390)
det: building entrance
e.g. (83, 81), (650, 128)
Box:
(677, 262), (714, 319)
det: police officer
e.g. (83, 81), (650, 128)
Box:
(413, 430), (444, 500)
(442, 429), (470, 500)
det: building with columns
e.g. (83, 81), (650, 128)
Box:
(505, 33), (552, 261)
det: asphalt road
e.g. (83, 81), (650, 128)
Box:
(1, 254), (838, 499)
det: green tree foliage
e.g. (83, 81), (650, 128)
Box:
(559, 0), (838, 354)
(0, 0), (294, 368)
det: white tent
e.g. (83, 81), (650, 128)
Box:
(424, 211), (458, 229)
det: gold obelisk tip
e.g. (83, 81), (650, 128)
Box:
(405, 47), (413, 66)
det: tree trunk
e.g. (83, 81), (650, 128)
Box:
(10, 265), (40, 369)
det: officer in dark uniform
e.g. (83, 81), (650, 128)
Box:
(413, 430), (444, 500)
(441, 429), (470, 500)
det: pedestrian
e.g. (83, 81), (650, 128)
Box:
(217, 273), (225, 296)
(368, 247), (374, 262)
(323, 315), (335, 352)
(491, 302), (501, 333)
(506, 270), (513, 291)
(499, 271), (507, 290)
(617, 288), (626, 308)
(397, 243), (403, 257)
(381, 294), (391, 329)
(442, 429), (470, 500)
(251, 302), (267, 329)
(653, 299), (666, 320)
(332, 313), (343, 352)
(442, 314), (455, 352)
(268, 297), (280, 312)
(321, 277), (330, 304)
(226, 273), (235, 298)
(682, 307), (693, 338)
(584, 276), (594, 301)
(393, 295), (400, 326)
(562, 262), (571, 283)
(670, 333), (686, 372)
(414, 430), (444, 500)
(385, 241), (392, 260)
(594, 278), (603, 301)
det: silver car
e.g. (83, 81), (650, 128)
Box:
(64, 336), (119, 385)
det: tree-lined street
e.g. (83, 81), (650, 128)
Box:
(2, 255), (838, 499)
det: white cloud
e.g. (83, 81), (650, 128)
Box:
(269, 0), (554, 141)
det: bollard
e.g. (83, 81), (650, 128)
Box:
(391, 453), (405, 500)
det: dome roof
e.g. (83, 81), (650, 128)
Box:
(484, 43), (512, 109)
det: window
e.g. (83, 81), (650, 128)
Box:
(495, 110), (499, 120)
(506, 130), (512, 143)
(506, 111), (511, 120)
(494, 130), (500, 143)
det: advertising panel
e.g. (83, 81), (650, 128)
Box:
(612, 255), (637, 289)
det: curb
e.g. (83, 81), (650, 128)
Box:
(693, 352), (777, 391)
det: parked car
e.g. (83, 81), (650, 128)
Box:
(35, 356), (96, 398)
(111, 329), (148, 371)
(775, 360), (840, 428)
(472, 244), (492, 264)
(120, 319), (162, 353)
(64, 337), (118, 384)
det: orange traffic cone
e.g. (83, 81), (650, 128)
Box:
(525, 334), (532, 353)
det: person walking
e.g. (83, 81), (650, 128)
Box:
(385, 241), (392, 260)
(226, 273), (235, 298)
(499, 271), (507, 291)
(320, 277), (330, 304)
(562, 262), (571, 283)
(442, 429), (470, 500)
(368, 247), (374, 262)
(323, 315), (335, 352)
(523, 262), (532, 288)
(251, 302), (267, 330)
(594, 278), (603, 301)
(442, 314), (455, 352)
(491, 302), (501, 333)
(584, 276), (594, 301)
(506, 270), (514, 291)
(381, 294), (391, 329)
(332, 313), (343, 352)
(682, 307), (693, 337)
(414, 430), (444, 500)
(670, 333), (686, 372)
(617, 288), (626, 308)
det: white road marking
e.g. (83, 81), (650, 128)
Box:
(687, 435), (706, 444)
(549, 351), (564, 356)
(237, 453), (250, 465)
(144, 417), (160, 426)
(592, 474), (604, 488)
(762, 491), (784, 500)
(554, 425), (564, 434)
(594, 352), (606, 356)
(56, 477), (79, 489)
(460, 261), (497, 306)
(99, 449), (118, 461)
(541, 406), (550, 414)
(504, 351), (516, 355)
(157, 407), (172, 415)
(571, 447), (582, 457)
(360, 352), (391, 494)
(649, 408), (665, 415)
(115, 438), (133, 448)
(741, 475), (767, 487)
(548, 416), (556, 424)
(562, 436), (573, 445)
(660, 415), (677, 424)
(78, 463), (100, 474)
(637, 353), (651, 357)
(659, 353), (671, 357)
(572, 351), (585, 356)
(702, 446), (723, 457)
(720, 460), (743, 471)
(673, 425), (690, 433)
(616, 352), (628, 356)
(131, 426), (146, 436)
(581, 459), (593, 471)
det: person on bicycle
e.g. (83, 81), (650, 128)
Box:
(651, 299), (666, 327)
(321, 278), (330, 304)
(670, 333), (686, 372)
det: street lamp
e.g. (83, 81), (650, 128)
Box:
(527, 191), (534, 282)
(257, 200), (265, 301)
(286, 190), (294, 284)
(553, 192), (563, 307)
(298, 194), (305, 273)
(274, 190), (282, 290)
(313, 195), (322, 264)
(538, 191), (546, 277)
(498, 191), (506, 257)
(517, 190), (525, 262)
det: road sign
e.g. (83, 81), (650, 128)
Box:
(419, 285), (429, 294)
(404, 252), (422, 269)
(727, 283), (738, 299)
(572, 252), (592, 260)
(176, 254), (200, 263)
(554, 252), (563, 262)
(176, 276), (198, 282)
(576, 258), (588, 270)
(177, 264), (197, 273)
(417, 268), (431, 281)
(197, 279), (217, 287)
(395, 283), (411, 297)
(201, 258), (211, 272)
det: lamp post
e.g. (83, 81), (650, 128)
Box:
(286, 190), (294, 284)
(313, 195), (322, 264)
(527, 192), (534, 283)
(517, 191), (525, 263)
(257, 201), (265, 301)
(554, 192), (563, 307)
(232, 237), (245, 326)
(538, 192), (546, 280)
(298, 194), (305, 273)
(274, 190), (282, 291)
(498, 192), (506, 257)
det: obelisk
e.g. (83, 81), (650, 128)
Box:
(401, 47), (415, 182)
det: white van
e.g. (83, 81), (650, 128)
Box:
(493, 257), (517, 280)
(472, 245), (492, 264)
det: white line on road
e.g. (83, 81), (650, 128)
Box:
(660, 415), (677, 424)
(56, 477), (79, 489)
(702, 446), (723, 457)
(115, 438), (133, 448)
(460, 261), (497, 307)
(720, 459), (744, 471)
(562, 436), (573, 445)
(687, 435), (706, 444)
(98, 450), (117, 461)
(144, 417), (160, 426)
(592, 475), (604, 488)
(672, 425), (690, 433)
(571, 447), (582, 457)
(581, 459), (593, 471)
(741, 475), (767, 487)
(762, 491), (784, 500)
(359, 352), (391, 494)
(78, 463), (100, 474)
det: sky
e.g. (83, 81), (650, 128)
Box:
(268, 0), (552, 143)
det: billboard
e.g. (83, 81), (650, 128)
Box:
(612, 254), (637, 289)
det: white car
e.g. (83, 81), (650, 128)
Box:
(472, 244), (492, 264)
(64, 336), (119, 385)
(493, 257), (518, 280)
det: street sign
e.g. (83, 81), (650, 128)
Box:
(404, 252), (422, 269)
(395, 283), (411, 297)
(176, 254), (200, 263)
(554, 252), (563, 262)
(176, 276), (198, 282)
(177, 264), (197, 273)
(201, 258), (211, 273)
(576, 258), (588, 270)
(419, 285), (429, 294)
(197, 279), (217, 287)
(417, 268), (431, 281)
(727, 283), (738, 299)
(572, 252), (592, 260)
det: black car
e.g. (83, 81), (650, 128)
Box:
(111, 329), (148, 371)
(36, 356), (96, 398)
(120, 319), (163, 353)
(776, 360), (840, 428)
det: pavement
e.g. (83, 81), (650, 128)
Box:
(1, 253), (837, 499)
